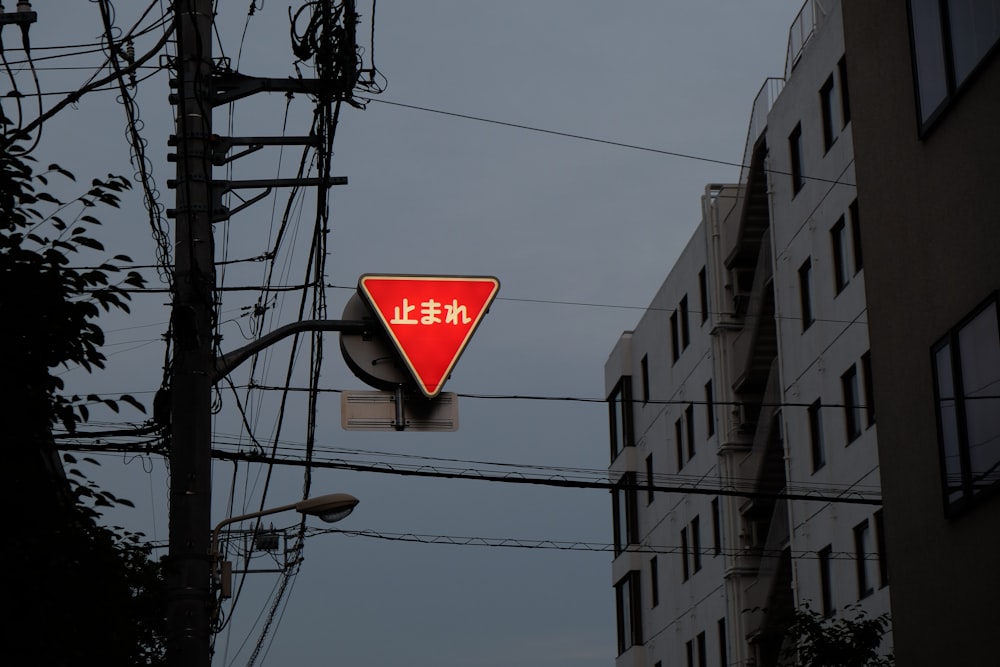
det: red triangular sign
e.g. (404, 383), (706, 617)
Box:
(358, 275), (500, 398)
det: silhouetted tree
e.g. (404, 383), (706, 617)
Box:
(1, 136), (165, 666)
(780, 604), (893, 667)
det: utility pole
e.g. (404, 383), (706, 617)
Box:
(167, 0), (214, 665)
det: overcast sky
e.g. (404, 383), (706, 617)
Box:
(27, 2), (802, 665)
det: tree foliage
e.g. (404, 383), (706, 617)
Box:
(780, 605), (893, 667)
(1, 138), (166, 666)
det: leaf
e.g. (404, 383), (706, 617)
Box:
(103, 399), (120, 413)
(63, 453), (77, 464)
(120, 394), (146, 413)
(74, 237), (105, 251)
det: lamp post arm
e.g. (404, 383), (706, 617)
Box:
(212, 319), (369, 383)
(209, 501), (298, 562)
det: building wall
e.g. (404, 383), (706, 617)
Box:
(842, 1), (1000, 664)
(606, 2), (894, 665)
(764, 1), (889, 627)
(606, 199), (730, 667)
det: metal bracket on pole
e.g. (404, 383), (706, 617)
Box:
(212, 319), (368, 383)
(209, 135), (322, 166)
(210, 70), (333, 107)
(166, 176), (348, 222)
(394, 385), (405, 431)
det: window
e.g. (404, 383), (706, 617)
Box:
(849, 198), (862, 272)
(686, 640), (695, 667)
(650, 556), (659, 607)
(705, 380), (715, 438)
(691, 515), (702, 573)
(909, 0), (1000, 127)
(854, 519), (875, 599)
(670, 311), (680, 363)
(862, 351), (876, 426)
(699, 267), (709, 324)
(799, 258), (814, 331)
(874, 509), (889, 588)
(838, 55), (851, 126)
(615, 571), (643, 654)
(681, 526), (690, 581)
(789, 122), (805, 194)
(831, 216), (849, 294)
(609, 378), (634, 461)
(842, 365), (862, 443)
(809, 399), (825, 472)
(819, 545), (834, 616)
(718, 618), (728, 667)
(697, 631), (708, 667)
(711, 497), (721, 556)
(680, 295), (691, 350)
(686, 403), (696, 459)
(641, 355), (650, 404)
(645, 453), (655, 504)
(820, 74), (839, 151)
(932, 296), (1000, 508)
(613, 472), (639, 555)
(675, 418), (685, 472)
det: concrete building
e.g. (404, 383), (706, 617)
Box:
(606, 3), (889, 665)
(841, 2), (1000, 665)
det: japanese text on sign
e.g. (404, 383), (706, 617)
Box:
(390, 298), (473, 326)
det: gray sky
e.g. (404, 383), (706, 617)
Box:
(29, 2), (801, 665)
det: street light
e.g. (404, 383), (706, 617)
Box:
(211, 493), (359, 599)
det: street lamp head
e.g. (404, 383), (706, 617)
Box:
(294, 492), (359, 523)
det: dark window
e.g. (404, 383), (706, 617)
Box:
(670, 311), (680, 363)
(615, 571), (643, 654)
(831, 216), (849, 294)
(609, 378), (634, 461)
(874, 509), (889, 588)
(686, 640), (694, 667)
(613, 472), (639, 555)
(838, 55), (851, 126)
(909, 0), (1000, 128)
(819, 545), (834, 616)
(681, 526), (690, 581)
(809, 399), (825, 472)
(680, 295), (691, 349)
(842, 365), (862, 443)
(932, 296), (1000, 509)
(641, 355), (650, 404)
(711, 497), (721, 556)
(718, 618), (728, 667)
(686, 403), (696, 459)
(820, 74), (839, 151)
(697, 631), (707, 667)
(849, 198), (863, 272)
(705, 380), (716, 438)
(691, 515), (702, 573)
(799, 258), (814, 331)
(650, 556), (659, 607)
(699, 267), (709, 324)
(789, 122), (805, 194)
(862, 351), (876, 426)
(854, 519), (875, 599)
(675, 418), (685, 472)
(645, 453), (655, 504)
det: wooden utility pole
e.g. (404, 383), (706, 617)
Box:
(167, 0), (215, 665)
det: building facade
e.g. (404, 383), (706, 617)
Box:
(606, 3), (890, 665)
(841, 1), (1000, 665)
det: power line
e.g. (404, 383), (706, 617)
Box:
(312, 527), (881, 562)
(368, 97), (857, 188)
(210, 448), (881, 505)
